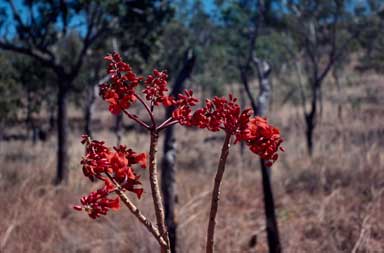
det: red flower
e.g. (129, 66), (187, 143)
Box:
(185, 94), (251, 133)
(74, 179), (120, 219)
(80, 135), (146, 199)
(176, 94), (284, 165)
(100, 52), (141, 114)
(172, 90), (199, 126)
(143, 69), (173, 106)
(238, 117), (284, 166)
(81, 137), (111, 181)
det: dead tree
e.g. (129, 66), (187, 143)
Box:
(161, 48), (196, 253)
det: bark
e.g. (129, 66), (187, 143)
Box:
(247, 58), (281, 253)
(55, 83), (69, 184)
(254, 58), (271, 116)
(206, 134), (231, 253)
(84, 81), (97, 138)
(240, 68), (258, 113)
(304, 80), (320, 156)
(114, 113), (123, 146)
(161, 48), (195, 253)
(260, 160), (281, 253)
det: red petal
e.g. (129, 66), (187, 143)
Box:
(135, 153), (147, 169)
(73, 205), (83, 211)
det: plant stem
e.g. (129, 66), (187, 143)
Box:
(135, 94), (156, 127)
(121, 108), (150, 129)
(149, 130), (171, 253)
(105, 173), (167, 248)
(206, 133), (232, 253)
(157, 119), (179, 132)
(157, 117), (173, 131)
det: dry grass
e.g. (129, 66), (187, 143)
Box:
(0, 74), (383, 253)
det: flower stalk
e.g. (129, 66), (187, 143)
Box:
(106, 172), (168, 248)
(206, 133), (232, 253)
(149, 130), (171, 253)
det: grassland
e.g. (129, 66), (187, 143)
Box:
(0, 73), (383, 253)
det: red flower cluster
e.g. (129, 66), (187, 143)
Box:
(99, 52), (142, 114)
(143, 69), (174, 106)
(75, 135), (147, 219)
(174, 94), (284, 165)
(238, 117), (284, 166)
(80, 134), (146, 198)
(74, 179), (120, 219)
(188, 95), (251, 133)
(171, 90), (199, 126)
(99, 52), (200, 122)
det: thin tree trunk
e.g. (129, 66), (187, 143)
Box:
(260, 160), (281, 253)
(161, 48), (195, 253)
(254, 59), (282, 253)
(84, 82), (96, 138)
(114, 113), (123, 146)
(55, 83), (69, 184)
(240, 68), (258, 113)
(305, 80), (320, 156)
(25, 90), (36, 143)
(254, 58), (272, 116)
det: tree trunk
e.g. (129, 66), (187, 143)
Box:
(304, 80), (320, 156)
(260, 161), (281, 253)
(161, 48), (195, 253)
(114, 113), (123, 146)
(84, 83), (96, 138)
(254, 59), (282, 253)
(240, 68), (258, 113)
(254, 59), (271, 116)
(55, 83), (69, 184)
(305, 115), (315, 156)
(25, 90), (36, 142)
